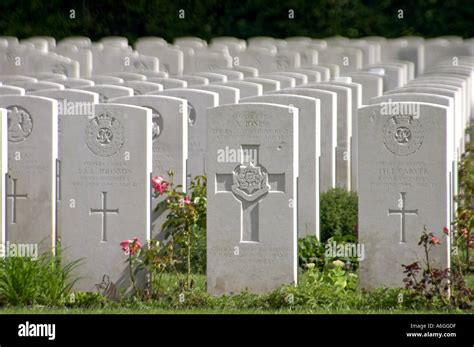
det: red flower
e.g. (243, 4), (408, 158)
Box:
(443, 227), (449, 235)
(431, 236), (441, 245)
(184, 195), (191, 205)
(120, 237), (142, 255)
(151, 176), (169, 195)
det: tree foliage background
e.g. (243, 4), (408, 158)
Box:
(0, 0), (473, 43)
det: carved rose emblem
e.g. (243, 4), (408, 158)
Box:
(235, 165), (265, 194)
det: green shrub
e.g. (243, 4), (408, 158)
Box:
(320, 188), (358, 242)
(298, 235), (359, 271)
(298, 235), (326, 270)
(0, 251), (80, 307)
(67, 292), (107, 309)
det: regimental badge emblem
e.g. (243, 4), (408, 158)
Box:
(231, 162), (269, 202)
(383, 114), (423, 156)
(85, 113), (125, 157)
(276, 56), (290, 70)
(188, 102), (197, 126)
(52, 63), (68, 77)
(133, 60), (148, 71)
(150, 108), (163, 141)
(7, 106), (33, 143)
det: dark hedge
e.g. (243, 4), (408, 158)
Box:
(0, 0), (472, 43)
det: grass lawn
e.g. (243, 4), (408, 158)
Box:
(0, 273), (472, 315)
(466, 274), (474, 290)
(0, 306), (468, 314)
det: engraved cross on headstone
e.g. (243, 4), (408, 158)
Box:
(7, 177), (28, 224)
(216, 145), (285, 243)
(388, 192), (418, 243)
(90, 191), (119, 242)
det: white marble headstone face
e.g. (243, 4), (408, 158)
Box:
(92, 46), (134, 74)
(358, 103), (451, 289)
(0, 76), (37, 83)
(26, 53), (80, 78)
(305, 84), (352, 190)
(88, 75), (124, 85)
(366, 64), (404, 91)
(274, 50), (300, 70)
(136, 45), (184, 75)
(29, 89), (99, 239)
(411, 76), (469, 122)
(424, 40), (470, 70)
(274, 71), (308, 86)
(47, 78), (94, 88)
(287, 68), (321, 83)
(29, 89), (99, 154)
(323, 80), (362, 191)
(194, 85), (239, 105)
(318, 47), (363, 73)
(135, 37), (167, 52)
(107, 72), (146, 81)
(78, 85), (133, 103)
(109, 95), (188, 238)
(244, 77), (280, 93)
(0, 45), (33, 75)
(386, 86), (462, 158)
(369, 93), (457, 227)
(380, 39), (424, 76)
(211, 69), (244, 80)
(235, 50), (277, 73)
(299, 66), (330, 81)
(345, 73), (383, 105)
(217, 81), (262, 98)
(275, 88), (337, 192)
(61, 103), (152, 291)
(176, 75), (209, 86)
(30, 72), (66, 81)
(231, 66), (258, 78)
(130, 54), (159, 73)
(55, 44), (93, 78)
(100, 36), (129, 48)
(0, 109), (7, 245)
(260, 74), (295, 89)
(146, 78), (187, 89)
(240, 95), (320, 237)
(174, 37), (207, 50)
(406, 82), (466, 147)
(6, 81), (64, 93)
(298, 48), (319, 66)
(194, 51), (232, 72)
(140, 71), (169, 79)
(150, 89), (218, 181)
(207, 103), (298, 295)
(193, 72), (227, 83)
(0, 96), (58, 252)
(0, 86), (25, 96)
(122, 81), (163, 95)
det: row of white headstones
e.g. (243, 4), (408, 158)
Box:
(0, 35), (472, 296)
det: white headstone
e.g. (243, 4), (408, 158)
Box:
(0, 96), (58, 252)
(61, 103), (152, 291)
(207, 103), (298, 295)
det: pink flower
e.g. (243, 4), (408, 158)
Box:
(469, 236), (474, 249)
(151, 176), (169, 195)
(184, 195), (191, 205)
(120, 237), (142, 256)
(431, 236), (441, 245)
(443, 227), (449, 235)
(120, 240), (130, 254)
